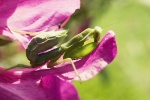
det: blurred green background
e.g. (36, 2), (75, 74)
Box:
(72, 0), (150, 100)
(0, 0), (150, 100)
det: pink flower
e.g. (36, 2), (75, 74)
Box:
(0, 0), (80, 48)
(0, 67), (80, 100)
(0, 0), (82, 99)
(0, 30), (117, 99)
(1, 30), (117, 100)
(0, 0), (118, 99)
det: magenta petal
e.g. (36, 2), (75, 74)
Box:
(0, 68), (80, 100)
(0, 27), (17, 39)
(41, 75), (80, 100)
(1, 0), (80, 32)
(0, 0), (18, 28)
(34, 30), (117, 81)
(0, 0), (21, 39)
(0, 0), (80, 47)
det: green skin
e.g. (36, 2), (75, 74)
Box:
(26, 26), (103, 68)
